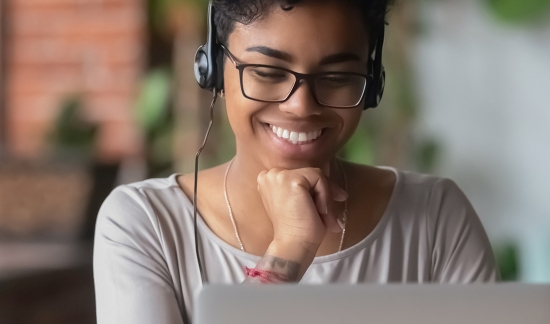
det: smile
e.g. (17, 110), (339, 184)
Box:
(268, 124), (324, 145)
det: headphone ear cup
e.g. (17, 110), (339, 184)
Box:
(364, 64), (386, 110)
(195, 45), (210, 89)
(376, 65), (386, 106)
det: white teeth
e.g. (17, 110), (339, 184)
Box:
(269, 124), (323, 145)
(282, 129), (290, 139)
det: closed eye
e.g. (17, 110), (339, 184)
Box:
(246, 67), (290, 83)
(318, 75), (354, 87)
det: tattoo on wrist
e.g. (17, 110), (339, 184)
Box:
(244, 255), (302, 283)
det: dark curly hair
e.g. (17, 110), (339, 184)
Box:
(212, 0), (395, 47)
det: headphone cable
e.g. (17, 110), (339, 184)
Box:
(194, 89), (218, 285)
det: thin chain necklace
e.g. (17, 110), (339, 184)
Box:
(223, 159), (348, 253)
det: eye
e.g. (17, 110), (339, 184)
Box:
(319, 75), (354, 87)
(246, 67), (290, 83)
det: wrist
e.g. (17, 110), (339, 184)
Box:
(268, 239), (319, 261)
(266, 240), (318, 279)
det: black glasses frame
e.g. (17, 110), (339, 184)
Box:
(220, 45), (372, 109)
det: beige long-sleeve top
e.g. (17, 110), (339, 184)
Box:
(93, 167), (499, 324)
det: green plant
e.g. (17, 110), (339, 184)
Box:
(49, 96), (98, 160)
(494, 242), (520, 281)
(486, 0), (550, 23)
(135, 68), (175, 177)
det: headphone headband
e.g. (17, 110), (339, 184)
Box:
(194, 1), (387, 109)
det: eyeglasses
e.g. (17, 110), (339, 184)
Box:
(221, 45), (371, 109)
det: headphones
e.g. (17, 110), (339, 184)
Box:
(194, 1), (387, 110)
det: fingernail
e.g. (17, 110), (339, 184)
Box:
(334, 195), (348, 202)
(334, 190), (348, 202)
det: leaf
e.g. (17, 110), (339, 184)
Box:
(135, 69), (172, 133)
(50, 96), (97, 151)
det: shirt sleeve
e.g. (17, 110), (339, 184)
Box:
(93, 185), (187, 324)
(428, 178), (500, 283)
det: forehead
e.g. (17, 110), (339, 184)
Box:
(227, 1), (370, 63)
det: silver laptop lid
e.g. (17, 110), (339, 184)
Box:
(196, 284), (550, 324)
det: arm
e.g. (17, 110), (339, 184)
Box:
(94, 186), (187, 324)
(243, 241), (317, 283)
(244, 167), (347, 283)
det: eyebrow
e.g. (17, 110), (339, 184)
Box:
(246, 46), (292, 62)
(245, 46), (362, 65)
(319, 53), (362, 65)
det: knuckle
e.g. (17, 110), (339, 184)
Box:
(274, 169), (289, 182)
(257, 171), (267, 183)
(289, 180), (302, 190)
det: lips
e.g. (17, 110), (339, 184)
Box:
(268, 124), (324, 145)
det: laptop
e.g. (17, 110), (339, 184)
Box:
(195, 284), (550, 324)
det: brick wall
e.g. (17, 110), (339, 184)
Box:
(4, 0), (146, 162)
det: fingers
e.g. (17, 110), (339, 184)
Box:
(305, 169), (331, 218)
(302, 169), (346, 234)
(257, 167), (347, 234)
(329, 181), (348, 202)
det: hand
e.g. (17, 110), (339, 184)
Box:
(256, 167), (348, 248)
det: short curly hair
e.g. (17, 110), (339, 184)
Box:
(212, 0), (395, 47)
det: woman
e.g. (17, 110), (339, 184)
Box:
(94, 0), (499, 323)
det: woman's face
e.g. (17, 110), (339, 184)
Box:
(224, 1), (370, 170)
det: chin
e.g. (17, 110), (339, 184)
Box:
(261, 153), (334, 171)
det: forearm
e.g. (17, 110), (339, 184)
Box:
(243, 240), (319, 283)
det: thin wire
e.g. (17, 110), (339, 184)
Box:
(224, 158), (245, 251)
(194, 89), (218, 285)
(337, 159), (348, 252)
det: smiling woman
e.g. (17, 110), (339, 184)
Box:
(93, 1), (500, 323)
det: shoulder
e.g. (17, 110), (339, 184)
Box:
(390, 169), (497, 282)
(95, 175), (189, 248)
(98, 175), (184, 221)
(391, 169), (481, 238)
(383, 167), (467, 218)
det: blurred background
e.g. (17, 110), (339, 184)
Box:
(0, 0), (549, 322)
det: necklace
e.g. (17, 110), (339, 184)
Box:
(223, 159), (348, 253)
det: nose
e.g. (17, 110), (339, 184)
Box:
(277, 80), (323, 117)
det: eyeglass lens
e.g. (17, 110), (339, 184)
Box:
(241, 66), (367, 108)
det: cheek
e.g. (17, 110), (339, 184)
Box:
(224, 66), (246, 132)
(337, 110), (363, 142)
(223, 63), (241, 100)
(224, 67), (266, 138)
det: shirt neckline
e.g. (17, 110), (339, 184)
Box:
(169, 165), (402, 264)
